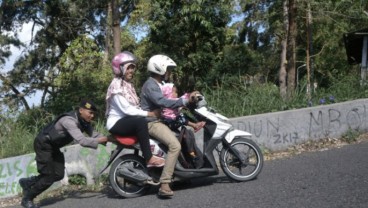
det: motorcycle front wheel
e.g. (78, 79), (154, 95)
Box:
(109, 154), (150, 198)
(220, 137), (264, 182)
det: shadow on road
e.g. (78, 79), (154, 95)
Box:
(100, 174), (233, 200)
(38, 190), (102, 207)
(34, 174), (241, 206)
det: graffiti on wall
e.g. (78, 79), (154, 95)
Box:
(0, 155), (37, 197)
(231, 104), (367, 146)
(232, 117), (300, 145)
(0, 144), (112, 198)
(309, 106), (366, 138)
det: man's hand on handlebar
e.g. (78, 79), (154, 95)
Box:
(189, 91), (202, 104)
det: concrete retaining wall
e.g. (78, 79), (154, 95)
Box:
(1, 98), (367, 199)
(0, 143), (115, 199)
(229, 98), (368, 151)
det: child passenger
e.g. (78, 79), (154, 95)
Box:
(160, 83), (205, 167)
(160, 83), (205, 132)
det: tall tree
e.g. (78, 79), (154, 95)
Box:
(237, 0), (368, 100)
(48, 36), (109, 115)
(0, 34), (23, 110)
(279, 0), (288, 99)
(236, 0), (278, 76)
(305, 2), (312, 98)
(0, 0), (138, 113)
(0, 0), (109, 111)
(286, 0), (297, 100)
(145, 0), (232, 89)
(111, 0), (122, 55)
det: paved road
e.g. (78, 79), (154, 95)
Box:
(10, 141), (368, 208)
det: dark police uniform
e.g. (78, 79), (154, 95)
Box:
(19, 101), (104, 208)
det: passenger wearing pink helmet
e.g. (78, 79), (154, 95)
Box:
(105, 51), (164, 168)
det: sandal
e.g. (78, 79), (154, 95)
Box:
(158, 188), (174, 197)
(194, 121), (206, 132)
(147, 156), (165, 168)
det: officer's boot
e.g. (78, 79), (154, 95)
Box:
(19, 176), (38, 196)
(19, 177), (40, 208)
(21, 195), (39, 208)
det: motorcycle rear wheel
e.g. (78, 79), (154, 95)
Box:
(220, 137), (264, 182)
(109, 154), (150, 198)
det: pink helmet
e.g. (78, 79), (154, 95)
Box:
(111, 51), (137, 76)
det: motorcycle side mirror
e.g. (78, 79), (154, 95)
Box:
(209, 107), (216, 113)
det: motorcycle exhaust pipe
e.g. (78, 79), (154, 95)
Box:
(117, 165), (159, 186)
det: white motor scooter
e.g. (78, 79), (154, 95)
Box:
(100, 95), (264, 198)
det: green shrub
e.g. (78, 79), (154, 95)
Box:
(341, 128), (360, 143)
(16, 107), (54, 132)
(68, 174), (87, 185)
(0, 117), (36, 158)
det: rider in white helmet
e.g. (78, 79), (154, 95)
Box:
(140, 54), (198, 197)
(147, 54), (177, 77)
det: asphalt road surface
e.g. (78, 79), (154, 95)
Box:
(9, 141), (368, 208)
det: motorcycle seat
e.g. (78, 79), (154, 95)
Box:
(114, 135), (138, 146)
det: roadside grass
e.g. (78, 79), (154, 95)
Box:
(0, 119), (36, 158)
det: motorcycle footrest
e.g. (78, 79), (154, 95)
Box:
(146, 179), (160, 186)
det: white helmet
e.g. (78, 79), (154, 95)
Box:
(147, 54), (177, 75)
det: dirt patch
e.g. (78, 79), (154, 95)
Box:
(264, 133), (368, 160)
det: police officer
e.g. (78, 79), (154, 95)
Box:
(18, 100), (108, 208)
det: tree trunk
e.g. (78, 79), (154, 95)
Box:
(104, 2), (113, 67)
(306, 2), (312, 99)
(279, 0), (288, 100)
(286, 0), (297, 100)
(0, 74), (30, 110)
(111, 0), (121, 56)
